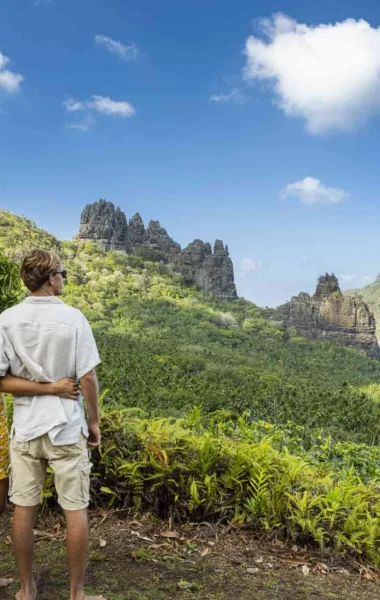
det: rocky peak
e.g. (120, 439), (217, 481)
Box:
(214, 240), (228, 256)
(202, 245), (237, 301)
(79, 199), (128, 251)
(181, 240), (212, 265)
(130, 212), (144, 226)
(315, 273), (340, 299)
(78, 200), (237, 301)
(126, 213), (145, 252)
(143, 220), (181, 259)
(177, 239), (237, 301)
(273, 275), (379, 358)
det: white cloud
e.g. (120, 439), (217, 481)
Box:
(283, 177), (349, 206)
(63, 95), (135, 130)
(89, 95), (135, 117)
(63, 97), (85, 112)
(0, 52), (23, 93)
(95, 35), (139, 62)
(63, 95), (135, 118)
(209, 88), (247, 105)
(239, 258), (263, 279)
(66, 115), (95, 132)
(244, 14), (380, 134)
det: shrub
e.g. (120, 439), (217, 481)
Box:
(88, 406), (380, 566)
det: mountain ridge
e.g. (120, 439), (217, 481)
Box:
(78, 199), (237, 302)
(1, 206), (379, 360)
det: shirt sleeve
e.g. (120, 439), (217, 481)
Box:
(75, 314), (101, 380)
(0, 329), (10, 377)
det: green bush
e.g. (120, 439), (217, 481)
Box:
(88, 406), (380, 566)
(0, 248), (23, 313)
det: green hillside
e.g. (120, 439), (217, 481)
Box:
(2, 209), (380, 446)
(5, 209), (380, 565)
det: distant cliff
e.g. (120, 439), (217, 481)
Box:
(343, 275), (380, 342)
(273, 274), (380, 358)
(78, 199), (237, 301)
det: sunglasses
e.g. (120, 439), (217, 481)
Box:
(55, 270), (67, 279)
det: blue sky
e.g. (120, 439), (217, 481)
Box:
(1, 0), (380, 306)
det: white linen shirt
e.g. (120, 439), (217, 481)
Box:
(0, 296), (101, 445)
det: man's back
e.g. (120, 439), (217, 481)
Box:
(0, 296), (100, 444)
(3, 249), (104, 600)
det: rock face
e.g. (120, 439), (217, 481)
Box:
(78, 200), (237, 301)
(79, 200), (128, 252)
(143, 220), (181, 260)
(126, 213), (145, 252)
(175, 239), (236, 301)
(274, 274), (380, 358)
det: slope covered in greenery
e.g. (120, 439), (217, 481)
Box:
(1, 209), (380, 447)
(5, 209), (380, 566)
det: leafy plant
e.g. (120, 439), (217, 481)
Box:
(0, 248), (23, 313)
(4, 209), (380, 567)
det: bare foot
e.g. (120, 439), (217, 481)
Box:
(73, 596), (106, 600)
(15, 582), (37, 600)
(70, 596), (106, 600)
(0, 578), (12, 588)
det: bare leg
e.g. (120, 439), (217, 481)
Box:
(65, 508), (105, 600)
(12, 505), (37, 600)
(0, 478), (12, 588)
(0, 477), (8, 514)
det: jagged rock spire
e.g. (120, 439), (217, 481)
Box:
(77, 200), (237, 301)
(143, 220), (181, 257)
(177, 239), (237, 300)
(126, 213), (145, 252)
(79, 199), (128, 252)
(273, 274), (379, 358)
(314, 273), (340, 299)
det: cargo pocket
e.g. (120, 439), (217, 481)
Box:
(11, 438), (30, 454)
(81, 465), (92, 504)
(54, 442), (82, 457)
(7, 465), (13, 497)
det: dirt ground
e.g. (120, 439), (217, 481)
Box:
(1, 509), (380, 600)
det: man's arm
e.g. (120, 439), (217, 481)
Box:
(79, 370), (100, 448)
(0, 374), (79, 399)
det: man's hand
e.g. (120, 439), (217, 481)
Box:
(50, 378), (79, 400)
(88, 421), (101, 448)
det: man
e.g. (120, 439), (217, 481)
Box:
(0, 249), (105, 600)
(0, 375), (79, 589)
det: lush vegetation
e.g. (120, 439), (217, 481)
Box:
(93, 405), (380, 566)
(3, 209), (380, 445)
(3, 208), (380, 566)
(0, 248), (23, 313)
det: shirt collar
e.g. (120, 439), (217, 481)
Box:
(23, 296), (64, 304)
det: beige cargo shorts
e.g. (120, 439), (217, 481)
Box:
(9, 433), (92, 511)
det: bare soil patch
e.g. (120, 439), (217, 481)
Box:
(1, 510), (379, 600)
